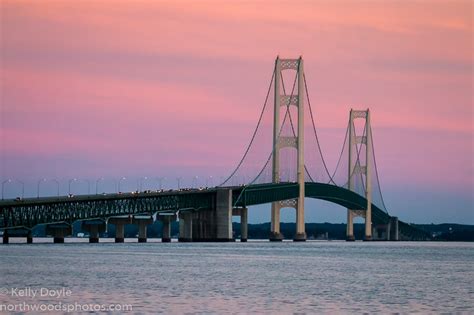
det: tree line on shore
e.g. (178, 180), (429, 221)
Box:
(28, 222), (474, 241)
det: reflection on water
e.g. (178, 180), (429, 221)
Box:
(1, 240), (473, 314)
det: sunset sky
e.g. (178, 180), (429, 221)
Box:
(1, 1), (472, 224)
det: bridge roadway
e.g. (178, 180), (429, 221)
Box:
(0, 182), (426, 241)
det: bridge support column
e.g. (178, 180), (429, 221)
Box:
(89, 225), (99, 243)
(26, 231), (33, 244)
(294, 57), (306, 242)
(372, 224), (389, 240)
(241, 207), (248, 242)
(81, 220), (106, 243)
(233, 207), (248, 242)
(216, 189), (233, 242)
(386, 222), (391, 240)
(294, 201), (306, 242)
(179, 212), (193, 242)
(109, 216), (132, 243)
(46, 224), (72, 243)
(364, 210), (372, 241)
(192, 212), (201, 241)
(115, 224), (125, 243)
(2, 230), (9, 244)
(203, 210), (214, 241)
(270, 204), (283, 241)
(133, 216), (153, 243)
(158, 214), (176, 242)
(390, 216), (399, 241)
(365, 110), (373, 241)
(191, 210), (215, 241)
(346, 210), (355, 241)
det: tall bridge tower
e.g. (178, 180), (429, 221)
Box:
(346, 109), (373, 241)
(270, 56), (306, 241)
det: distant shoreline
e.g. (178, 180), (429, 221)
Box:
(3, 222), (473, 242)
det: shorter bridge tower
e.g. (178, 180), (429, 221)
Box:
(270, 56), (306, 241)
(346, 109), (373, 241)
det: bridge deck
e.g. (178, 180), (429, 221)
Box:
(0, 182), (427, 239)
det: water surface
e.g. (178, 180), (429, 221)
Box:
(1, 240), (473, 314)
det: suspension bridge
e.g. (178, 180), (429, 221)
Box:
(0, 57), (429, 243)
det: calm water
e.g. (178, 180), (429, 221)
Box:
(0, 239), (473, 314)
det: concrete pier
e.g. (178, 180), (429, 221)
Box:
(191, 209), (214, 241)
(373, 225), (388, 240)
(89, 225), (99, 243)
(346, 210), (355, 241)
(158, 213), (176, 242)
(26, 231), (33, 244)
(191, 211), (201, 241)
(46, 223), (72, 243)
(293, 231), (307, 242)
(390, 216), (399, 241)
(270, 203), (283, 241)
(2, 230), (8, 244)
(215, 189), (233, 242)
(132, 216), (153, 243)
(269, 231), (284, 241)
(179, 190), (234, 242)
(81, 220), (106, 243)
(240, 208), (248, 242)
(178, 211), (193, 242)
(233, 207), (248, 242)
(109, 216), (132, 243)
(371, 216), (399, 241)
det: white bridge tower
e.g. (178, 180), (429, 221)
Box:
(270, 56), (306, 242)
(346, 109), (373, 241)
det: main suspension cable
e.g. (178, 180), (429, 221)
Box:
(303, 74), (334, 184)
(369, 127), (390, 215)
(219, 70), (276, 186)
(233, 62), (300, 206)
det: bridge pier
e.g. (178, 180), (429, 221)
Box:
(109, 216), (132, 243)
(2, 230), (8, 244)
(390, 217), (399, 241)
(347, 210), (371, 241)
(241, 208), (248, 242)
(191, 211), (201, 241)
(294, 196), (306, 242)
(233, 207), (248, 242)
(346, 210), (355, 241)
(191, 209), (215, 241)
(89, 225), (99, 243)
(158, 213), (176, 242)
(372, 225), (388, 240)
(46, 223), (72, 243)
(133, 216), (153, 243)
(178, 211), (193, 242)
(215, 189), (233, 242)
(81, 220), (106, 243)
(364, 218), (372, 241)
(26, 230), (33, 244)
(178, 189), (233, 242)
(270, 204), (283, 241)
(373, 216), (399, 241)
